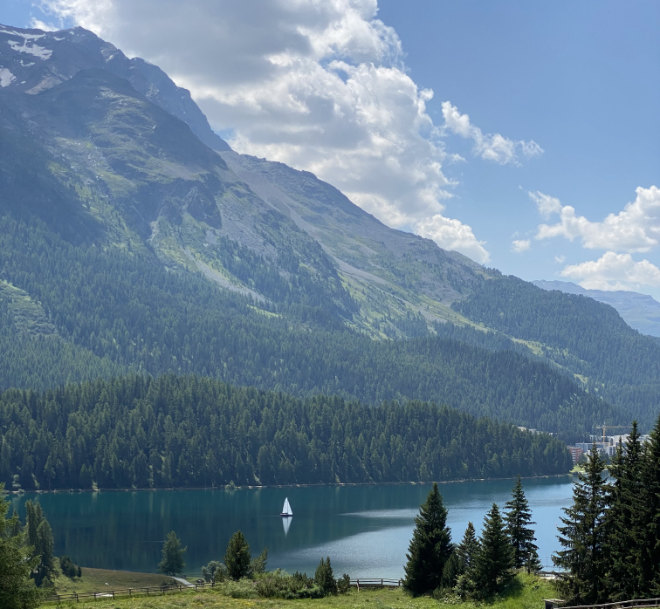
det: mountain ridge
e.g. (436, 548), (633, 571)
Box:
(1, 23), (658, 434)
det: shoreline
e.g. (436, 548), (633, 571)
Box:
(5, 472), (571, 495)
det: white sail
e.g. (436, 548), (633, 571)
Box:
(281, 497), (293, 517)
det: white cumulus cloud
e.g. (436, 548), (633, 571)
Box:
(441, 101), (543, 166)
(530, 186), (660, 295)
(561, 252), (660, 293)
(415, 215), (489, 264)
(511, 239), (531, 253)
(39, 0), (503, 263)
(532, 185), (660, 253)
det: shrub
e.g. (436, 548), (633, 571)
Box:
(254, 570), (323, 599)
(201, 560), (226, 583)
(59, 555), (81, 579)
(315, 557), (338, 595)
(337, 573), (351, 594)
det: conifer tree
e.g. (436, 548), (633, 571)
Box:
(403, 483), (453, 596)
(605, 422), (645, 600)
(504, 477), (541, 572)
(158, 530), (186, 576)
(34, 520), (55, 587)
(0, 488), (40, 609)
(452, 521), (481, 598)
(472, 503), (514, 598)
(640, 415), (660, 595)
(455, 521), (480, 575)
(224, 530), (251, 580)
(554, 444), (608, 605)
(24, 501), (55, 587)
(314, 556), (337, 595)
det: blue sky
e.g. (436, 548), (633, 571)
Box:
(2, 1), (659, 298)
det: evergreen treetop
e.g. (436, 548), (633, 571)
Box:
(158, 530), (186, 576)
(472, 503), (514, 598)
(224, 530), (251, 580)
(0, 487), (40, 609)
(455, 521), (480, 575)
(504, 476), (541, 572)
(403, 482), (453, 596)
(639, 416), (660, 595)
(554, 444), (609, 605)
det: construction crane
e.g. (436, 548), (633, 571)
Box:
(593, 424), (629, 443)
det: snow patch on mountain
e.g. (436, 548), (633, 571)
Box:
(7, 38), (52, 60)
(0, 67), (15, 87)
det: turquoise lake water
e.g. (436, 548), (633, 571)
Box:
(10, 476), (572, 578)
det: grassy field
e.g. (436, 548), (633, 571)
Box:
(41, 571), (558, 609)
(48, 565), (177, 595)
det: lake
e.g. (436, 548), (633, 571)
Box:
(9, 476), (573, 579)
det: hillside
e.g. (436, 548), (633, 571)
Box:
(534, 280), (660, 338)
(0, 23), (658, 436)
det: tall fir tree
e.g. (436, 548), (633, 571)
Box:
(455, 521), (480, 576)
(472, 503), (514, 598)
(24, 501), (55, 587)
(605, 422), (646, 600)
(34, 520), (54, 587)
(640, 415), (660, 595)
(403, 483), (453, 596)
(554, 444), (608, 605)
(314, 557), (337, 596)
(0, 487), (40, 609)
(452, 521), (481, 598)
(157, 530), (186, 576)
(224, 530), (251, 580)
(504, 477), (541, 572)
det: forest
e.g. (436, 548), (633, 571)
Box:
(0, 374), (572, 491)
(453, 273), (660, 426)
(0, 215), (623, 440)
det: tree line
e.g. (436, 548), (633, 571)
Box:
(0, 374), (572, 491)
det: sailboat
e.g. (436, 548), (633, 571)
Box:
(280, 497), (293, 517)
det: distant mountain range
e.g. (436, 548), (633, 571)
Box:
(534, 280), (660, 338)
(1, 23), (658, 436)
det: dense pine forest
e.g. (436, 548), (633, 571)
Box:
(0, 374), (572, 491)
(0, 216), (621, 441)
(453, 274), (660, 426)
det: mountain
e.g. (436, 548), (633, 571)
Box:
(0, 23), (658, 436)
(0, 25), (229, 151)
(534, 280), (660, 338)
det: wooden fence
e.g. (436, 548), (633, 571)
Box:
(45, 581), (209, 603)
(351, 578), (402, 590)
(45, 577), (403, 602)
(546, 598), (660, 609)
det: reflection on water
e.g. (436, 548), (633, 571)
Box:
(9, 477), (572, 578)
